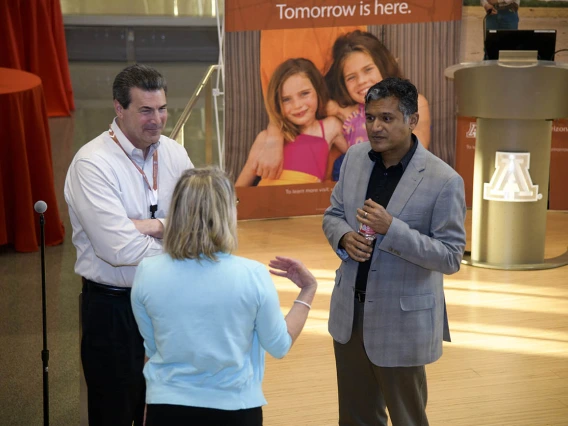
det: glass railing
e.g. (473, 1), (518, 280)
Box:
(61, 0), (224, 17)
(170, 64), (224, 169)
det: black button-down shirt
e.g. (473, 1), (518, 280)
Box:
(355, 135), (418, 292)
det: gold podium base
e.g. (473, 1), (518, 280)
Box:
(462, 248), (568, 270)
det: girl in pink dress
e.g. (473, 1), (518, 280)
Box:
(236, 58), (347, 186)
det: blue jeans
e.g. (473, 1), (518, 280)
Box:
(485, 9), (519, 31)
(484, 9), (519, 59)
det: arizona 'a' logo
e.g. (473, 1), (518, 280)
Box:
(466, 122), (476, 138)
(483, 152), (542, 202)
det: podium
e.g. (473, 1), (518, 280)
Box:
(446, 53), (568, 270)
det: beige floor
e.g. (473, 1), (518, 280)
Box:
(240, 212), (568, 426)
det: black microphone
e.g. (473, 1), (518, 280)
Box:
(34, 200), (50, 426)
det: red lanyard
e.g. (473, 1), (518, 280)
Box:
(109, 127), (158, 192)
(109, 126), (159, 217)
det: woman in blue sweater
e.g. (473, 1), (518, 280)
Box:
(131, 167), (317, 426)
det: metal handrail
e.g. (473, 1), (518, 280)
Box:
(169, 64), (218, 141)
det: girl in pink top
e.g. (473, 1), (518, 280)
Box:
(236, 58), (347, 186)
(325, 30), (431, 179)
(250, 31), (431, 182)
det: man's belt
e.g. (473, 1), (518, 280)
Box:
(495, 3), (518, 12)
(82, 277), (131, 297)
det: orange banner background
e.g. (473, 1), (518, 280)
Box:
(550, 119), (568, 211)
(455, 117), (568, 210)
(226, 0), (462, 32)
(236, 182), (336, 220)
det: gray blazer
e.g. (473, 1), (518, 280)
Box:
(323, 141), (466, 367)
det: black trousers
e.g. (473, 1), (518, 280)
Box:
(81, 279), (146, 426)
(146, 404), (263, 426)
(333, 300), (429, 426)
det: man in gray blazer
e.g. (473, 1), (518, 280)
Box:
(323, 78), (466, 426)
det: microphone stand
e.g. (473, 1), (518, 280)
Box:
(39, 210), (50, 426)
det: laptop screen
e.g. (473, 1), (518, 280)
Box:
(484, 29), (557, 61)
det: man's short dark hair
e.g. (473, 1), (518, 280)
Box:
(365, 77), (418, 120)
(112, 64), (167, 109)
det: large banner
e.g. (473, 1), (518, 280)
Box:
(227, 0), (462, 31)
(226, 0), (463, 219)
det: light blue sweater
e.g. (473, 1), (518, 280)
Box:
(131, 253), (292, 410)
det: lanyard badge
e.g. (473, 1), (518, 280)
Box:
(109, 126), (159, 219)
(149, 204), (158, 219)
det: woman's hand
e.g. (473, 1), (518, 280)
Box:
(271, 256), (317, 344)
(269, 256), (317, 290)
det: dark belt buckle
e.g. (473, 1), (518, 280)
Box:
(355, 291), (366, 303)
(496, 3), (515, 11)
(82, 278), (130, 297)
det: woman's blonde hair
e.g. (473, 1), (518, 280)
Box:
(164, 167), (237, 261)
(265, 58), (329, 142)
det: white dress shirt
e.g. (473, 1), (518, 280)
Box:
(64, 118), (193, 287)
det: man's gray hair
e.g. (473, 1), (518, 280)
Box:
(365, 77), (418, 121)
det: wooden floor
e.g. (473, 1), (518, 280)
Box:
(234, 211), (568, 426)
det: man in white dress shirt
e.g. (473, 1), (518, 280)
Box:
(64, 64), (193, 426)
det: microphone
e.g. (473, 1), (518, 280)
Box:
(34, 200), (48, 214)
(34, 201), (50, 426)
